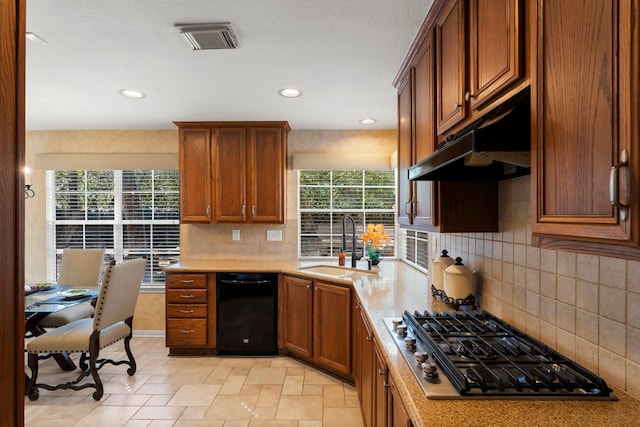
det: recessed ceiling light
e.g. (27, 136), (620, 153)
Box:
(278, 88), (301, 98)
(26, 32), (48, 44)
(120, 89), (145, 99)
(359, 118), (377, 125)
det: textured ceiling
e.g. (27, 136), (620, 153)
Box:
(26, 0), (433, 131)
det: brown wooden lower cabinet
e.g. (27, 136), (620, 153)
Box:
(388, 374), (413, 427)
(373, 342), (388, 427)
(282, 275), (352, 378)
(355, 297), (375, 427)
(165, 273), (215, 354)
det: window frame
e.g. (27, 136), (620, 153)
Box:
(46, 169), (180, 290)
(297, 169), (397, 259)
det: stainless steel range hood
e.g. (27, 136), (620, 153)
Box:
(409, 89), (531, 181)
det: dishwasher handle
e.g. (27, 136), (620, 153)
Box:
(219, 279), (274, 286)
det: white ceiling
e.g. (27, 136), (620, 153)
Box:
(25, 0), (433, 131)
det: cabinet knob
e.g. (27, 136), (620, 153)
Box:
(179, 329), (194, 334)
(179, 279), (195, 283)
(307, 285), (310, 289)
(383, 382), (390, 388)
(454, 102), (462, 109)
(464, 91), (473, 102)
(179, 309), (194, 314)
(252, 205), (256, 217)
(206, 205), (211, 219)
(241, 205), (246, 219)
(366, 336), (373, 342)
(180, 294), (195, 299)
(610, 149), (630, 221)
(378, 369), (385, 376)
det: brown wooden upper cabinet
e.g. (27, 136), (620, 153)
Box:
(176, 121), (290, 224)
(436, 0), (525, 135)
(531, 0), (640, 258)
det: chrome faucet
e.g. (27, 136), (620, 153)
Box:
(341, 215), (361, 268)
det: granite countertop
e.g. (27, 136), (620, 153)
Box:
(165, 259), (640, 426)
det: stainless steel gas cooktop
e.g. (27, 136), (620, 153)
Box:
(385, 310), (616, 400)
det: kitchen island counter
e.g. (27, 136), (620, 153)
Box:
(165, 260), (640, 426)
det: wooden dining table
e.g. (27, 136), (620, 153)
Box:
(24, 284), (99, 373)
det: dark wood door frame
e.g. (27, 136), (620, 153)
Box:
(0, 0), (26, 425)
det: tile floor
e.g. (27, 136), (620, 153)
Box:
(24, 336), (365, 427)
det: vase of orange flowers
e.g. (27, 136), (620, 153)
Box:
(360, 224), (389, 266)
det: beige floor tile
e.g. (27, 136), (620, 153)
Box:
(24, 337), (364, 427)
(256, 384), (283, 407)
(168, 384), (221, 406)
(102, 394), (152, 406)
(302, 384), (324, 395)
(132, 405), (186, 420)
(274, 395), (323, 421)
(145, 394), (173, 406)
(219, 374), (248, 394)
(303, 370), (342, 385)
(204, 395), (259, 420)
(281, 375), (304, 395)
(206, 366), (233, 384)
(74, 406), (140, 426)
(323, 385), (345, 408)
(245, 367), (287, 385)
(322, 407), (365, 427)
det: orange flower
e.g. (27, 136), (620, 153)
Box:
(359, 223), (389, 250)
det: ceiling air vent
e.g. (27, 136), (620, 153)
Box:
(175, 23), (239, 50)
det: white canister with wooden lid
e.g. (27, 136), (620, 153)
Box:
(443, 257), (475, 300)
(431, 250), (455, 291)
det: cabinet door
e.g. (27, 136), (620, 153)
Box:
(313, 282), (351, 376)
(282, 276), (313, 358)
(436, 0), (466, 135)
(248, 127), (285, 223)
(468, 0), (523, 110)
(355, 300), (374, 427)
(532, 0), (638, 246)
(179, 128), (212, 223)
(387, 375), (413, 427)
(213, 127), (247, 222)
(397, 75), (414, 227)
(412, 31), (437, 228)
(373, 342), (388, 427)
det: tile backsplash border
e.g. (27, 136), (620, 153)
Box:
(423, 176), (640, 400)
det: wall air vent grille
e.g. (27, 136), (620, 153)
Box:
(175, 23), (239, 50)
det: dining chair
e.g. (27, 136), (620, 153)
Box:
(25, 257), (146, 401)
(38, 248), (105, 328)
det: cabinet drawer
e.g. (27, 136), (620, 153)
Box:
(166, 274), (207, 289)
(167, 304), (207, 318)
(167, 319), (207, 346)
(167, 289), (207, 304)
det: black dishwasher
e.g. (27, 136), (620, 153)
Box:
(216, 272), (278, 355)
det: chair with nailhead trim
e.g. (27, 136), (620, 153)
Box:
(26, 257), (146, 401)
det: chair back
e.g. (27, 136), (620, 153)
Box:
(92, 258), (146, 331)
(57, 248), (105, 287)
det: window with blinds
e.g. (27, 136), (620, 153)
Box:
(298, 170), (396, 258)
(49, 170), (180, 286)
(404, 230), (429, 271)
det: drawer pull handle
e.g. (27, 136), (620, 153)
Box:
(179, 280), (195, 283)
(366, 336), (373, 341)
(180, 294), (195, 299)
(179, 329), (194, 334)
(179, 309), (194, 314)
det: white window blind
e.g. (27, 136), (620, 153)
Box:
(298, 170), (396, 258)
(48, 170), (180, 287)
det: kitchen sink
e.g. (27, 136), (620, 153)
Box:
(296, 265), (377, 279)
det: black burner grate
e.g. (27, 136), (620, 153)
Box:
(403, 310), (614, 398)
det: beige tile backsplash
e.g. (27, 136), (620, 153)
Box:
(426, 175), (640, 399)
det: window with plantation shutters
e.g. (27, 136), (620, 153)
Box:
(48, 170), (180, 287)
(298, 170), (396, 258)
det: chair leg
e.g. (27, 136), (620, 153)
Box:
(88, 332), (104, 401)
(26, 353), (40, 401)
(124, 318), (137, 375)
